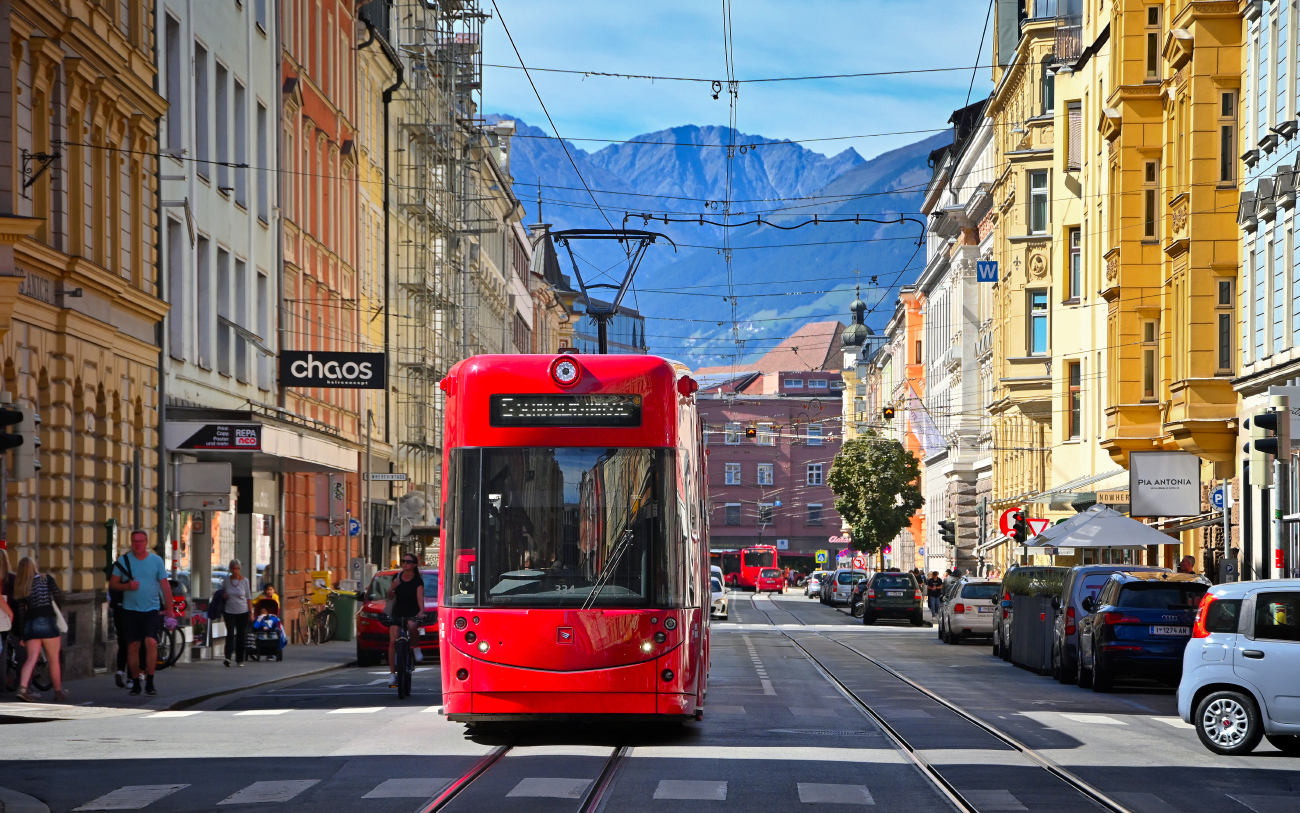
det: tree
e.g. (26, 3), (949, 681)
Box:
(828, 431), (924, 554)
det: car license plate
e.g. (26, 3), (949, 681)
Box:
(977, 606), (995, 613)
(887, 591), (903, 597)
(1151, 625), (1190, 636)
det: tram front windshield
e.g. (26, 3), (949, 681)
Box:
(445, 448), (683, 608)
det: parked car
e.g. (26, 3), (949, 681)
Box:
(938, 578), (1001, 643)
(1076, 571), (1209, 692)
(710, 574), (729, 620)
(1051, 564), (1166, 684)
(824, 568), (869, 607)
(755, 567), (786, 594)
(805, 571), (829, 598)
(1178, 579), (1300, 756)
(992, 565), (1069, 661)
(355, 568), (440, 667)
(860, 571), (924, 625)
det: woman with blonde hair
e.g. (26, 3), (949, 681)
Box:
(0, 548), (13, 666)
(12, 556), (66, 702)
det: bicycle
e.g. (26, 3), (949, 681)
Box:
(391, 615), (417, 700)
(154, 625), (184, 670)
(294, 602), (338, 645)
(4, 634), (53, 693)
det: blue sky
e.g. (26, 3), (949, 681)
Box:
(482, 1), (994, 161)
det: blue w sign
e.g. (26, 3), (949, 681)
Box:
(976, 261), (998, 283)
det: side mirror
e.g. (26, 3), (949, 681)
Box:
(1081, 596), (1095, 613)
(1050, 596), (1060, 611)
(1000, 599), (1013, 609)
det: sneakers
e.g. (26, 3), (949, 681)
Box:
(236, 662), (244, 668)
(414, 648), (424, 663)
(54, 689), (70, 703)
(224, 658), (231, 667)
(15, 686), (40, 702)
(114, 671), (126, 688)
(388, 672), (397, 688)
(145, 677), (157, 696)
(129, 679), (142, 696)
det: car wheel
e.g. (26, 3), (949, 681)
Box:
(937, 621), (945, 640)
(862, 610), (875, 626)
(991, 634), (1000, 658)
(1091, 650), (1112, 693)
(945, 627), (960, 645)
(1265, 734), (1300, 755)
(910, 611), (925, 627)
(1056, 648), (1076, 685)
(1076, 651), (1093, 689)
(1196, 691), (1264, 756)
(851, 602), (865, 619)
(1000, 634), (1012, 661)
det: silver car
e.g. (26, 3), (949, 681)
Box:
(938, 578), (1001, 644)
(825, 568), (869, 607)
(805, 571), (829, 598)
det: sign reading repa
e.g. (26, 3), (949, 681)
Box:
(1129, 451), (1201, 518)
(280, 351), (387, 389)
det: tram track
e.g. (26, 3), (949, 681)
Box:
(746, 593), (1135, 813)
(416, 743), (629, 813)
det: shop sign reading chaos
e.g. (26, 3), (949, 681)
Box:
(1129, 451), (1201, 518)
(280, 351), (387, 389)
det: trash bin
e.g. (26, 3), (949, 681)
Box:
(329, 592), (357, 642)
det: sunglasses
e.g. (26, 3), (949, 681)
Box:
(402, 559), (417, 565)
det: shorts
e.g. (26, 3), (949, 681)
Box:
(120, 609), (160, 644)
(23, 614), (60, 640)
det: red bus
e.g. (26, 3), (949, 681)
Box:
(710, 549), (740, 584)
(438, 354), (710, 721)
(732, 545), (778, 590)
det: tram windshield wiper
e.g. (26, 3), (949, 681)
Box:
(582, 528), (636, 611)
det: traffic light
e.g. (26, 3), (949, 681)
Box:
(1010, 511), (1030, 545)
(0, 404), (22, 456)
(1245, 395), (1290, 487)
(938, 519), (956, 547)
(882, 405), (895, 421)
(12, 406), (40, 480)
(744, 423), (757, 439)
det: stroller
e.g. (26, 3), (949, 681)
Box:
(245, 614), (286, 661)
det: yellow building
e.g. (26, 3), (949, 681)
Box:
(0, 1), (167, 677)
(1099, 1), (1242, 567)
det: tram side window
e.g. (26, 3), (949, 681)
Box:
(443, 445), (481, 606)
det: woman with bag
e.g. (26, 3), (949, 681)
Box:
(12, 556), (66, 702)
(221, 559), (254, 667)
(0, 549), (13, 665)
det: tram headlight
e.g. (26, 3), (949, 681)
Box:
(477, 641), (490, 653)
(464, 631), (477, 644)
(454, 617), (467, 630)
(641, 642), (653, 653)
(654, 632), (666, 644)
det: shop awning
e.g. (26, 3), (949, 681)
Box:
(1029, 505), (1178, 549)
(1024, 468), (1128, 505)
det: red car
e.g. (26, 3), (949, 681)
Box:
(756, 567), (786, 594)
(355, 568), (440, 667)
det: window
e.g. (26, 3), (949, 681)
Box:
(784, 378), (804, 388)
(1143, 160), (1158, 239)
(807, 463), (824, 486)
(1217, 279), (1234, 372)
(197, 237), (212, 368)
(725, 463), (741, 485)
(914, 339), (923, 364)
(215, 64), (229, 192)
(1219, 91), (1237, 184)
(853, 399), (865, 419)
(1068, 227), (1081, 300)
(255, 0), (268, 31)
(1041, 56), (1055, 113)
(165, 15), (182, 153)
(725, 503), (742, 526)
(724, 422), (741, 445)
(757, 503), (774, 526)
(1029, 290), (1049, 355)
(194, 44), (209, 177)
(1252, 593), (1300, 642)
(1067, 361), (1082, 439)
(1067, 102), (1082, 170)
(257, 271), (270, 389)
(256, 102), (269, 222)
(1145, 5), (1161, 82)
(809, 378), (829, 389)
(234, 81), (247, 207)
(757, 463), (774, 486)
(167, 218), (186, 360)
(234, 259), (249, 383)
(217, 248), (231, 376)
(1029, 171), (1049, 234)
(757, 422), (775, 445)
(1141, 319), (1158, 399)
(830, 380), (845, 390)
(808, 424), (824, 446)
(807, 504), (824, 526)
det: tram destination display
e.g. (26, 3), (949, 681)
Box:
(489, 394), (642, 427)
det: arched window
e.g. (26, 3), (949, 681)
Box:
(1042, 57), (1056, 114)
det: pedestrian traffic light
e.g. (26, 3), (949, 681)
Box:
(0, 404), (22, 456)
(1010, 511), (1030, 545)
(938, 519), (956, 547)
(12, 406), (40, 480)
(882, 406), (895, 421)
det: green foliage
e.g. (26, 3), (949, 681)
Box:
(828, 431), (925, 554)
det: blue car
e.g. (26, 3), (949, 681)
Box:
(1076, 571), (1210, 692)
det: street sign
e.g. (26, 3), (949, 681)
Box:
(976, 260), (998, 283)
(998, 507), (1019, 536)
(852, 555), (866, 568)
(917, 547), (925, 557)
(1043, 545), (1057, 556)
(1057, 547), (1076, 556)
(883, 545), (892, 554)
(366, 472), (409, 481)
(776, 538), (789, 550)
(1028, 518), (1050, 537)
(815, 550), (828, 564)
(1211, 486), (1226, 511)
(348, 517), (362, 537)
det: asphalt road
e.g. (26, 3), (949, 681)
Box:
(1, 591), (1297, 813)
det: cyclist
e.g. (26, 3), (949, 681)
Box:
(387, 554), (425, 688)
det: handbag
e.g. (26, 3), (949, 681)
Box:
(0, 598), (11, 633)
(49, 576), (67, 634)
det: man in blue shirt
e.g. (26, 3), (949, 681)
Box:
(108, 530), (175, 696)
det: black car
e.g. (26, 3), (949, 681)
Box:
(860, 572), (924, 625)
(1075, 571), (1210, 691)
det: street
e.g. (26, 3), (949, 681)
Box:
(2, 593), (1297, 813)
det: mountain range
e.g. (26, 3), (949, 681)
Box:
(492, 115), (950, 366)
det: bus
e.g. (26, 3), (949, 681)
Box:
(438, 354), (710, 721)
(733, 545), (779, 590)
(710, 549), (740, 585)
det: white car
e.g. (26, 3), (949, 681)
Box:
(1178, 579), (1300, 756)
(805, 571), (827, 598)
(938, 578), (1001, 644)
(710, 574), (728, 620)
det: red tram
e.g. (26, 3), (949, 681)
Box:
(438, 354), (710, 721)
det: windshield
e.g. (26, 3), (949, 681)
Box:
(760, 568), (781, 577)
(961, 583), (1001, 599)
(367, 573), (439, 602)
(744, 550), (774, 568)
(1115, 582), (1208, 610)
(711, 577), (723, 593)
(874, 575), (914, 589)
(444, 447), (684, 608)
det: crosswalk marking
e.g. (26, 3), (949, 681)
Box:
(506, 778), (593, 799)
(1111, 791), (1187, 813)
(959, 790), (1026, 811)
(1228, 795), (1300, 813)
(363, 778), (453, 799)
(327, 707), (383, 714)
(421, 705), (443, 713)
(217, 780), (319, 805)
(1059, 713), (1127, 725)
(797, 783), (874, 805)
(653, 780), (728, 801)
(143, 711), (200, 719)
(1150, 716), (1193, 729)
(234, 709), (292, 716)
(74, 785), (189, 811)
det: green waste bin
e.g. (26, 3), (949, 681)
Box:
(329, 592), (357, 642)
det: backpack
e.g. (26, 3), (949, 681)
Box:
(108, 555), (133, 608)
(207, 588), (227, 619)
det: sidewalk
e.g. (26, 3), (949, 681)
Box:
(0, 640), (355, 717)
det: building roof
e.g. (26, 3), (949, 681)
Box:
(694, 320), (847, 376)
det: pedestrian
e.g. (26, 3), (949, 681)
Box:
(11, 556), (67, 702)
(253, 583), (280, 617)
(107, 552), (143, 688)
(108, 530), (176, 696)
(222, 559), (254, 667)
(1178, 555), (1196, 574)
(925, 571), (944, 618)
(0, 547), (13, 669)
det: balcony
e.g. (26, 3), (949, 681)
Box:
(1053, 15), (1082, 63)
